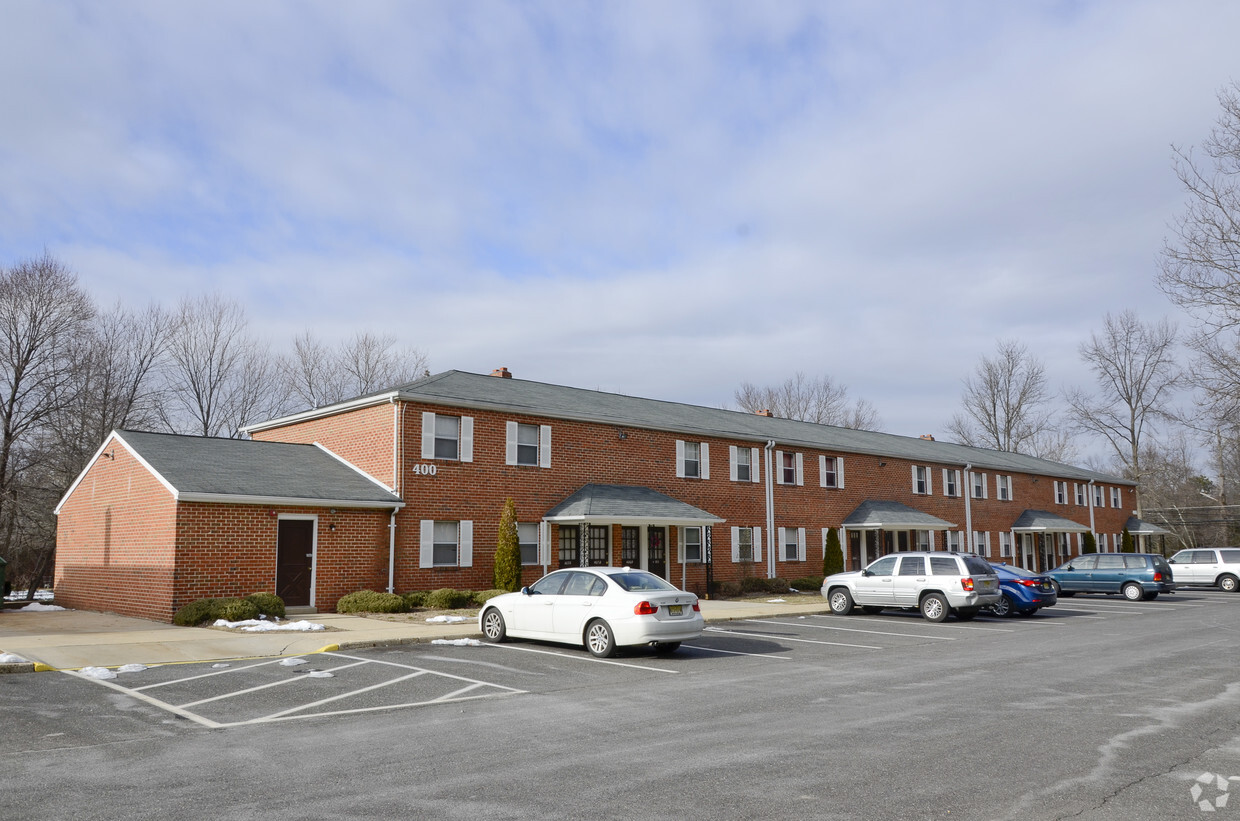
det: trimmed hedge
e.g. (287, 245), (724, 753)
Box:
(472, 589), (506, 605)
(790, 576), (824, 591)
(425, 588), (473, 610)
(336, 590), (409, 614)
(172, 593), (285, 626)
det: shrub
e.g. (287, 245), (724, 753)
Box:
(401, 591), (428, 609)
(823, 529), (844, 576)
(246, 592), (285, 618)
(1121, 528), (1135, 553)
(173, 598), (218, 626)
(336, 590), (409, 614)
(219, 598), (260, 622)
(425, 588), (473, 610)
(493, 498), (522, 592)
(790, 576), (824, 592)
(766, 577), (791, 594)
(1082, 532), (1097, 554)
(739, 576), (768, 594)
(473, 589), (506, 605)
(714, 580), (742, 598)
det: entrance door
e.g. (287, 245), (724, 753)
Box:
(648, 526), (667, 578)
(276, 519), (314, 606)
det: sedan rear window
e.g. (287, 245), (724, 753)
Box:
(610, 572), (678, 592)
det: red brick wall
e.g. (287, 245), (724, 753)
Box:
(250, 402), (397, 488)
(54, 439), (179, 621)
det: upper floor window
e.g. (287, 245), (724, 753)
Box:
(421, 412), (474, 462)
(1055, 481), (1068, 505)
(997, 475), (1012, 502)
(912, 465), (931, 495)
(1110, 487), (1122, 508)
(776, 451), (803, 486)
(1092, 485), (1104, 507)
(677, 441), (710, 479)
(506, 422), (551, 468)
(731, 446), (756, 482)
(943, 469), (959, 497)
(1075, 483), (1086, 506)
(820, 455), (844, 489)
(971, 471), (988, 500)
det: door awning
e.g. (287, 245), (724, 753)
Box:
(1124, 515), (1173, 536)
(1011, 509), (1090, 533)
(543, 484), (724, 526)
(841, 500), (957, 531)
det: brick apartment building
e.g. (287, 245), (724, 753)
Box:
(53, 368), (1148, 621)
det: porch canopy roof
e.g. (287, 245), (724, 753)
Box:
(1125, 515), (1174, 536)
(544, 484), (724, 527)
(842, 500), (957, 531)
(1011, 509), (1090, 534)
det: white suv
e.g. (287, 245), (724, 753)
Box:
(1168, 548), (1240, 592)
(821, 551), (1002, 622)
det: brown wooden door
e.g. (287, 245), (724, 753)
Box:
(276, 519), (314, 606)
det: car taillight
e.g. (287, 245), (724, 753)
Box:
(962, 577), (975, 591)
(1015, 579), (1038, 587)
(634, 601), (659, 615)
(1153, 572), (1162, 582)
(692, 602), (700, 611)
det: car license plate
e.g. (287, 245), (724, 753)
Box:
(668, 605), (683, 616)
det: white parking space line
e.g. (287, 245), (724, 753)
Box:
(179, 660), (373, 709)
(681, 643), (793, 660)
(64, 672), (226, 729)
(773, 618), (958, 640)
(130, 659), (276, 691)
(705, 626), (882, 650)
(482, 642), (680, 672)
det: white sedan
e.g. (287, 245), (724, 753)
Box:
(478, 567), (704, 657)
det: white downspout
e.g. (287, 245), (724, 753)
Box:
(387, 508), (398, 594)
(1088, 479), (1097, 544)
(963, 463), (973, 553)
(764, 440), (776, 579)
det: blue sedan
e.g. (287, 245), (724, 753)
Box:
(986, 562), (1058, 617)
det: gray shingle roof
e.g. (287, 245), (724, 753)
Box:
(1011, 509), (1090, 533)
(248, 369), (1132, 485)
(1125, 515), (1173, 536)
(841, 500), (958, 530)
(114, 430), (403, 507)
(545, 484), (722, 523)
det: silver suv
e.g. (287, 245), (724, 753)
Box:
(821, 551), (1002, 622)
(1168, 548), (1240, 592)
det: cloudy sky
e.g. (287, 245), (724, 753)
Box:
(2, 1), (1238, 442)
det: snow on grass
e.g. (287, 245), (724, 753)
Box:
(432, 638), (483, 647)
(425, 615), (470, 624)
(0, 652), (30, 663)
(213, 618), (326, 632)
(17, 602), (65, 612)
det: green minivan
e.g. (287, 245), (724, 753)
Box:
(1046, 553), (1176, 601)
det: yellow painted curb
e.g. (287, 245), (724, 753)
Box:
(33, 663), (55, 672)
(317, 644), (340, 652)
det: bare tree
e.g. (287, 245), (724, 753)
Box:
(734, 372), (882, 430)
(282, 330), (429, 410)
(946, 340), (1069, 459)
(283, 331), (347, 409)
(1066, 311), (1180, 511)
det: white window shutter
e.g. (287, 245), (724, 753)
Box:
(731, 526), (740, 562)
(795, 453), (804, 486)
(459, 521), (473, 567)
(729, 446), (739, 482)
(753, 527), (762, 563)
(419, 520), (434, 567)
(821, 528), (829, 559)
(459, 417), (474, 462)
(701, 443), (710, 480)
(539, 425), (552, 468)
(798, 528), (806, 561)
(836, 457), (844, 489)
(778, 527), (787, 559)
(421, 413), (436, 459)
(676, 527), (684, 563)
(751, 447), (761, 483)
(505, 421), (518, 466)
(819, 454), (828, 488)
(912, 465), (919, 491)
(774, 451), (784, 484)
(983, 473), (989, 499)
(676, 440), (686, 478)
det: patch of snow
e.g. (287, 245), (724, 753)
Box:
(211, 663), (230, 668)
(766, 598), (787, 603)
(18, 602), (66, 612)
(0, 652), (30, 663)
(425, 615), (470, 624)
(306, 670), (334, 678)
(117, 663), (148, 673)
(212, 618), (325, 632)
(279, 658), (307, 667)
(432, 638), (483, 647)
(79, 666), (116, 680)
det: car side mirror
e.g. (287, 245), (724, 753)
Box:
(521, 586), (532, 595)
(861, 569), (872, 577)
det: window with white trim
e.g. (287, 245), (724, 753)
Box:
(1055, 481), (1067, 505)
(419, 520), (474, 568)
(1092, 485), (1104, 507)
(681, 527), (703, 563)
(730, 526), (761, 563)
(1110, 487), (1122, 508)
(973, 530), (991, 557)
(1098, 532), (1108, 552)
(916, 530), (931, 551)
(913, 465), (931, 495)
(421, 412), (474, 462)
(972, 472), (988, 500)
(1075, 483), (1086, 506)
(943, 469), (960, 497)
(999, 532), (1013, 558)
(944, 531), (961, 551)
(506, 422), (552, 468)
(676, 441), (710, 480)
(779, 527), (805, 562)
(776, 451), (803, 486)
(997, 475), (1012, 502)
(730, 445), (759, 483)
(518, 523), (540, 565)
(820, 455), (844, 489)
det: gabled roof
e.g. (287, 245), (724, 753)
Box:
(842, 500), (957, 531)
(245, 369), (1132, 485)
(544, 484), (723, 524)
(1125, 515), (1173, 536)
(1011, 509), (1090, 533)
(55, 430), (404, 514)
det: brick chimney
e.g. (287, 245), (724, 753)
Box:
(920, 434), (935, 441)
(755, 409), (774, 417)
(490, 367), (512, 379)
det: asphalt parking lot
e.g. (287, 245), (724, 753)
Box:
(7, 590), (1240, 820)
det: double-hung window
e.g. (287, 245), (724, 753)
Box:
(421, 412), (474, 462)
(1093, 485), (1104, 507)
(730, 526), (761, 563)
(1110, 487), (1122, 508)
(776, 451), (803, 486)
(820, 455), (844, 489)
(999, 532), (1013, 557)
(506, 422), (552, 467)
(972, 530), (990, 556)
(518, 523), (540, 565)
(1055, 481), (1068, 505)
(971, 471), (988, 500)
(419, 520), (473, 568)
(779, 527), (805, 562)
(1075, 483), (1086, 506)
(913, 465), (931, 495)
(730, 446), (755, 482)
(677, 441), (710, 479)
(681, 527), (703, 563)
(944, 531), (961, 551)
(943, 469), (959, 497)
(997, 475), (1012, 502)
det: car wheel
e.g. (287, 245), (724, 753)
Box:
(860, 606), (883, 615)
(1219, 574), (1239, 593)
(954, 607), (979, 621)
(654, 642), (681, 654)
(991, 594), (1014, 618)
(1142, 591), (1159, 601)
(828, 588), (855, 615)
(920, 593), (949, 623)
(1122, 582), (1144, 601)
(585, 619), (617, 658)
(481, 608), (506, 643)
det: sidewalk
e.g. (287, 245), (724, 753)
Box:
(0, 597), (831, 673)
